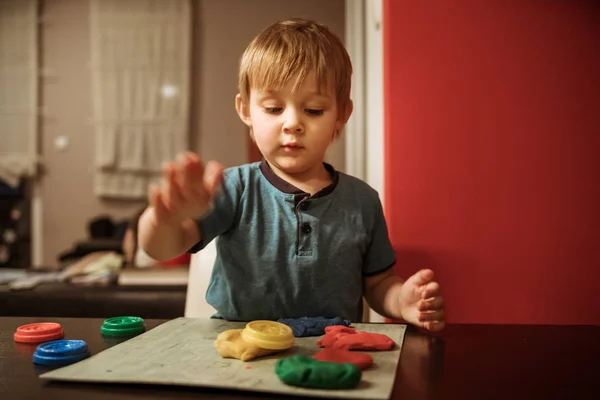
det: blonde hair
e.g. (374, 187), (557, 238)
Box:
(238, 18), (352, 121)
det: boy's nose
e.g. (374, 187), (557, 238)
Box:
(282, 110), (304, 134)
(283, 125), (303, 134)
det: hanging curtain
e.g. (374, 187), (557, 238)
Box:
(0, 0), (38, 188)
(90, 0), (191, 198)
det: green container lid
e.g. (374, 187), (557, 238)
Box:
(101, 316), (145, 337)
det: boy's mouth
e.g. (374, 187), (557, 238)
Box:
(281, 143), (303, 151)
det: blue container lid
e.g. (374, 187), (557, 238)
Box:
(33, 340), (91, 366)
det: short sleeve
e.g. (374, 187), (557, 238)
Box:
(187, 168), (242, 253)
(362, 195), (396, 276)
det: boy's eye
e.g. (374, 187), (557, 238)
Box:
(306, 109), (324, 116)
(264, 107), (283, 114)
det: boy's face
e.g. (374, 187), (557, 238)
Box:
(236, 73), (350, 177)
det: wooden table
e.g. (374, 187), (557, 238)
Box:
(1, 317), (598, 399)
(0, 283), (186, 319)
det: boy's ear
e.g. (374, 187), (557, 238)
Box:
(335, 99), (354, 130)
(235, 94), (252, 126)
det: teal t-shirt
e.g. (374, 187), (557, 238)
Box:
(188, 160), (396, 322)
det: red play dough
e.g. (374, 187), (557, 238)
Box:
(316, 326), (395, 351)
(313, 348), (373, 370)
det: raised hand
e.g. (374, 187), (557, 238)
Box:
(397, 269), (445, 332)
(149, 152), (224, 225)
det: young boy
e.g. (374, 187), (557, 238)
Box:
(138, 18), (445, 331)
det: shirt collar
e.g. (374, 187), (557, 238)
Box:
(259, 159), (339, 198)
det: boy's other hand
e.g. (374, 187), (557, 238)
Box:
(149, 152), (224, 225)
(398, 269), (445, 332)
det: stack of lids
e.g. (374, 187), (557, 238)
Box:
(100, 316), (146, 337)
(33, 340), (91, 366)
(13, 322), (65, 344)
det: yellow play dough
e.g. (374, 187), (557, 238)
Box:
(213, 329), (281, 361)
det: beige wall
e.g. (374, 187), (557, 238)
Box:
(38, 0), (345, 266)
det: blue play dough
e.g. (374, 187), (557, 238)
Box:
(277, 317), (351, 337)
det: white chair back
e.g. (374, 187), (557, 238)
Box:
(184, 239), (218, 318)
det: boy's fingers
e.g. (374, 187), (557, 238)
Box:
(180, 155), (193, 195)
(164, 162), (184, 211)
(163, 162), (175, 206)
(184, 156), (207, 200)
(191, 154), (205, 180)
(421, 281), (441, 299)
(407, 269), (435, 289)
(148, 184), (158, 210)
(175, 153), (189, 193)
(184, 151), (200, 164)
(173, 167), (190, 200)
(149, 184), (169, 220)
(424, 321), (446, 332)
(418, 297), (444, 312)
(178, 153), (201, 197)
(155, 191), (169, 217)
(418, 310), (444, 323)
(204, 160), (224, 196)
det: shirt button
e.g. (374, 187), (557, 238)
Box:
(301, 222), (312, 234)
(299, 201), (310, 211)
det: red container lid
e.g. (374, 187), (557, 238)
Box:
(14, 322), (65, 344)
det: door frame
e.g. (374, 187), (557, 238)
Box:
(345, 0), (385, 322)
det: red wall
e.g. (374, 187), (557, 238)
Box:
(383, 0), (600, 325)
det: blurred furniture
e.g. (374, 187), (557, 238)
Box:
(0, 281), (186, 319)
(56, 215), (129, 264)
(0, 179), (31, 269)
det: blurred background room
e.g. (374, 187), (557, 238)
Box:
(1, 0), (598, 327)
(0, 0), (356, 320)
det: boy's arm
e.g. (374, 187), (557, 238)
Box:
(360, 191), (445, 331)
(137, 207), (201, 262)
(363, 268), (446, 331)
(363, 268), (405, 320)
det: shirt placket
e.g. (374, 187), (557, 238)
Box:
(294, 194), (314, 257)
